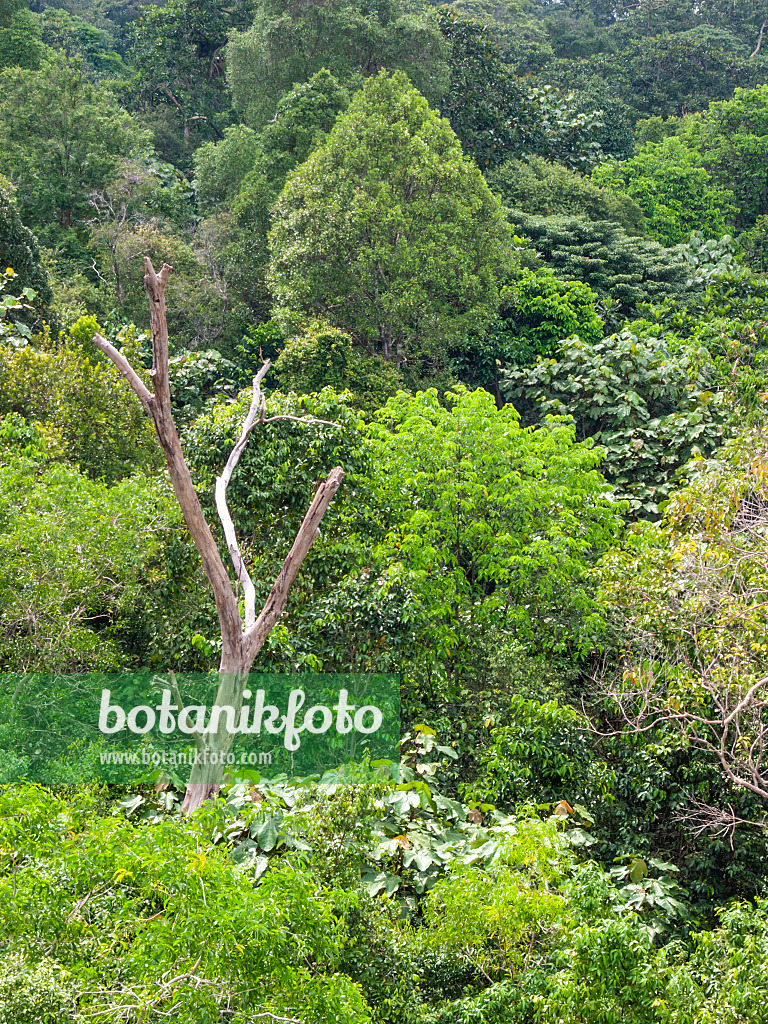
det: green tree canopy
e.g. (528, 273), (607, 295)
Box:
(0, 445), (177, 671)
(195, 69), (350, 215)
(0, 0), (21, 27)
(227, 0), (448, 128)
(0, 54), (145, 243)
(487, 154), (643, 232)
(367, 386), (620, 679)
(562, 23), (764, 120)
(268, 71), (513, 372)
(257, 69), (351, 188)
(126, 0), (256, 146)
(195, 69), (351, 318)
(592, 135), (736, 246)
(433, 6), (539, 168)
(273, 319), (402, 412)
(0, 317), (160, 483)
(699, 84), (768, 228)
(509, 210), (685, 315)
(195, 69), (349, 215)
(40, 6), (123, 74)
(435, 9), (605, 170)
(193, 124), (262, 213)
(0, 6), (47, 70)
(495, 267), (604, 364)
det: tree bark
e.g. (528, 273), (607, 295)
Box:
(752, 19), (767, 57)
(92, 258), (344, 813)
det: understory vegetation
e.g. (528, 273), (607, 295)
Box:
(2, 0), (768, 1019)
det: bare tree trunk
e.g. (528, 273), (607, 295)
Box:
(180, 664), (250, 811)
(752, 18), (767, 57)
(92, 259), (344, 813)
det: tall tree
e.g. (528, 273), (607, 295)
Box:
(0, 444), (179, 672)
(0, 54), (145, 242)
(576, 27), (762, 119)
(226, 0), (448, 128)
(433, 6), (539, 167)
(366, 385), (621, 688)
(268, 70), (512, 371)
(195, 69), (351, 318)
(699, 84), (768, 228)
(435, 8), (605, 169)
(126, 0), (256, 147)
(0, 6), (47, 70)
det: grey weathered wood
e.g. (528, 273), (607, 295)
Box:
(92, 258), (344, 812)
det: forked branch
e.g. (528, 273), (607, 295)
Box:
(93, 259), (242, 659)
(214, 361), (270, 630)
(245, 464), (345, 661)
(213, 361), (343, 630)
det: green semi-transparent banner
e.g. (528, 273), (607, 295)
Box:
(0, 672), (400, 784)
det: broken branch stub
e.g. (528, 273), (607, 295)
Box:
(91, 258), (345, 812)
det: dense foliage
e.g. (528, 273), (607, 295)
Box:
(268, 71), (512, 377)
(2, 0), (768, 1020)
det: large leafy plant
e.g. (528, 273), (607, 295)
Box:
(0, 268), (35, 348)
(503, 331), (726, 517)
(367, 385), (619, 688)
(494, 267), (604, 364)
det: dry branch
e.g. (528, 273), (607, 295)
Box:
(586, 496), (768, 832)
(92, 333), (152, 413)
(214, 361), (270, 630)
(672, 798), (768, 847)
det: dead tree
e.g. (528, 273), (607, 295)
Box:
(589, 483), (768, 835)
(592, 642), (768, 831)
(92, 259), (343, 812)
